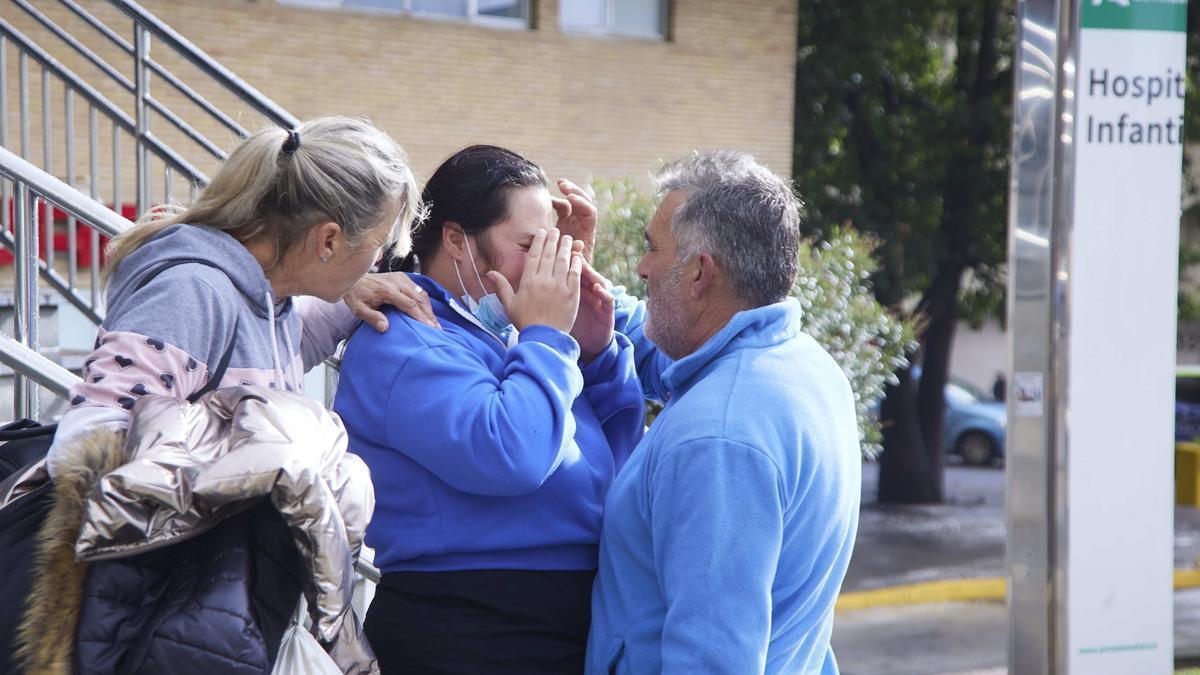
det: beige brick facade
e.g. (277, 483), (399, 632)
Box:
(4, 0), (795, 197)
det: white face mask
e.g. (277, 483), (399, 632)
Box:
(452, 234), (514, 338)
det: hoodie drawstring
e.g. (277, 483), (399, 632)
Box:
(282, 326), (297, 392)
(266, 290), (286, 390)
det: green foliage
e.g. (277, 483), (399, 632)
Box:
(958, 266), (1007, 331)
(1181, 244), (1200, 323)
(1170, 6), (1200, 324)
(792, 0), (1014, 314)
(793, 231), (920, 455)
(592, 178), (653, 300)
(592, 180), (917, 457)
(1187, 5), (1200, 141)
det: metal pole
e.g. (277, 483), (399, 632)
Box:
(134, 24), (149, 218)
(88, 105), (99, 310)
(1, 35), (9, 240)
(1007, 1), (1067, 673)
(19, 51), (29, 159)
(13, 182), (39, 420)
(112, 122), (121, 221)
(1008, 0), (1065, 667)
(66, 89), (77, 290)
(42, 67), (53, 272)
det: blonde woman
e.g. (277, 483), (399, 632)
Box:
(13, 116), (424, 674)
(47, 116), (428, 474)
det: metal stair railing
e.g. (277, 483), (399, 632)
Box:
(0, 144), (131, 419)
(1, 0), (297, 325)
(0, 0), (302, 420)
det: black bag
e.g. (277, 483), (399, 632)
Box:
(0, 257), (240, 675)
(0, 420), (58, 482)
(0, 420), (56, 675)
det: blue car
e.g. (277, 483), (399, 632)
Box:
(1175, 366), (1200, 442)
(891, 367), (1006, 466)
(939, 379), (1006, 466)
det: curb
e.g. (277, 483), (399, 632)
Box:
(837, 569), (1200, 612)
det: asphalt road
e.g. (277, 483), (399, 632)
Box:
(834, 461), (1200, 674)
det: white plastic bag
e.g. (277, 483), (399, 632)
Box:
(272, 596), (343, 675)
(351, 546), (377, 621)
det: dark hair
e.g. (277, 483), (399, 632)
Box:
(386, 145), (546, 272)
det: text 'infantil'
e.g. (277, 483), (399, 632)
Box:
(1086, 67), (1185, 146)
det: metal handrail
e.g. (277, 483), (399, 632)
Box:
(0, 146), (132, 239)
(0, 19), (211, 186)
(0, 334), (78, 401)
(355, 559), (381, 585)
(5, 0), (299, 193)
(11, 0), (134, 91)
(0, 145), (134, 325)
(7, 3), (229, 164)
(108, 0), (300, 131)
(0, 145), (135, 418)
(55, 0), (251, 139)
(0, 0), (302, 419)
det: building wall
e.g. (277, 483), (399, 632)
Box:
(949, 318), (1007, 397)
(3, 0), (798, 196)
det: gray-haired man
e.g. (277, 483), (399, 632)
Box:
(586, 151), (861, 674)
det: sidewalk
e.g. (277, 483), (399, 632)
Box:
(831, 461), (1200, 675)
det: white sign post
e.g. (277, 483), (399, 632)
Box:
(1007, 0), (1185, 672)
(1068, 2), (1183, 672)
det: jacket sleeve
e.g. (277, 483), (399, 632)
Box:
(380, 325), (585, 496)
(649, 438), (784, 675)
(578, 333), (646, 470)
(65, 268), (232, 414)
(295, 295), (360, 371)
(48, 269), (233, 476)
(612, 287), (673, 404)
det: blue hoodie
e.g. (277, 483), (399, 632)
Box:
(333, 275), (645, 573)
(586, 297), (861, 675)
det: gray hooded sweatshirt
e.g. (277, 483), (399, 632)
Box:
(49, 223), (357, 476)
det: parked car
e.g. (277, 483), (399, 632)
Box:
(1176, 366), (1200, 442)
(878, 366), (1200, 466)
(939, 378), (1006, 466)
(875, 367), (1007, 466)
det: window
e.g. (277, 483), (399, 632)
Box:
(560, 0), (666, 39)
(281, 0), (530, 26)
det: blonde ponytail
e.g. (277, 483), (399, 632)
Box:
(104, 117), (420, 283)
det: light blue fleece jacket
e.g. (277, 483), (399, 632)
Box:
(586, 297), (861, 675)
(333, 274), (645, 573)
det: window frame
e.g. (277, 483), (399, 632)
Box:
(278, 0), (532, 30)
(559, 0), (669, 40)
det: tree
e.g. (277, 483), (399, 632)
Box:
(792, 0), (1014, 502)
(592, 178), (915, 455)
(1178, 5), (1200, 323)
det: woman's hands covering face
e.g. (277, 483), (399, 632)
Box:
(486, 228), (584, 334)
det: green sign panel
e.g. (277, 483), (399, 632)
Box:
(1081, 0), (1186, 32)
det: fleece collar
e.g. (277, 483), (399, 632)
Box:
(661, 298), (805, 396)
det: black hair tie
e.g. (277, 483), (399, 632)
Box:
(281, 129), (301, 155)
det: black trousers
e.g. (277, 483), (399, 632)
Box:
(365, 569), (596, 675)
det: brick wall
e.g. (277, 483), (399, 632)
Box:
(3, 0), (795, 196)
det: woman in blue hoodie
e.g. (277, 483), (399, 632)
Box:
(333, 145), (645, 674)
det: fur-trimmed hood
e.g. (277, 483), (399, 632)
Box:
(15, 386), (377, 674)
